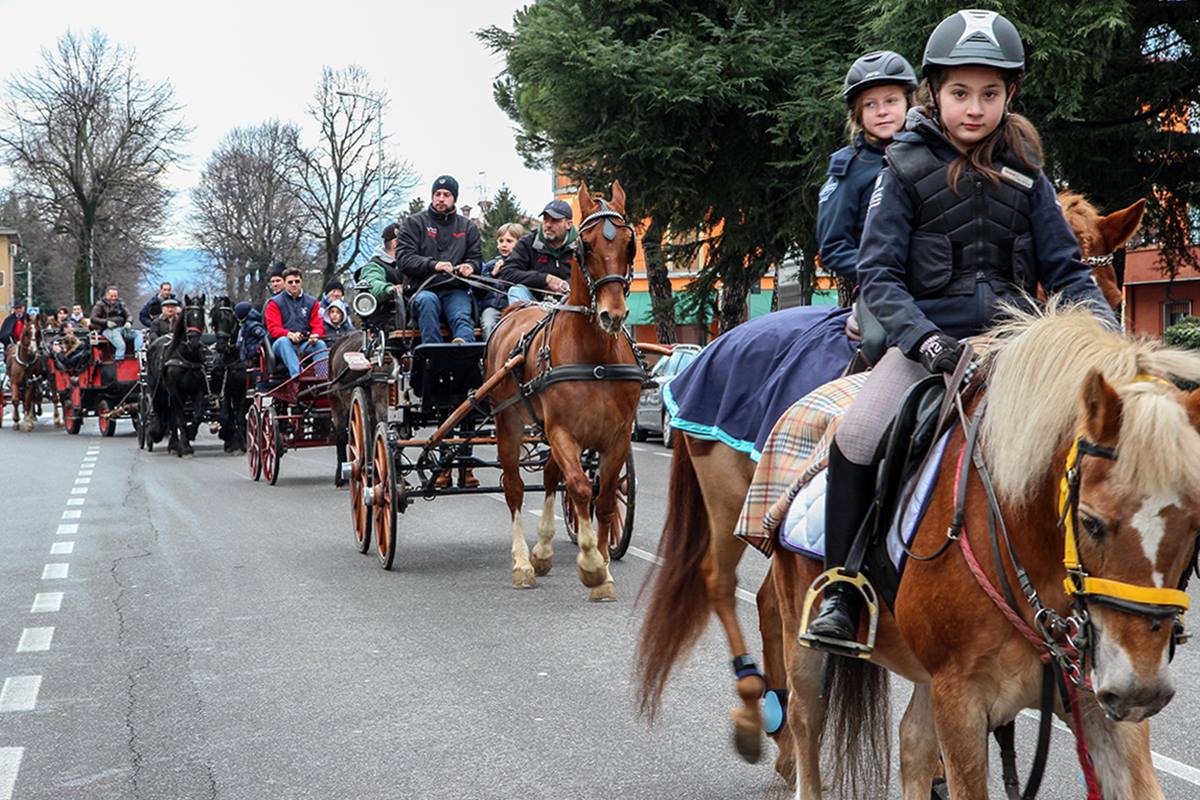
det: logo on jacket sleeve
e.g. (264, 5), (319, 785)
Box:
(818, 176), (839, 204)
(867, 174), (885, 209)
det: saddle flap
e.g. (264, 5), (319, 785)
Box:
(873, 375), (947, 533)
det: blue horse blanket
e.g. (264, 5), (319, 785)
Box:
(663, 306), (856, 461)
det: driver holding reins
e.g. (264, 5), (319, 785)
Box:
(498, 199), (577, 305)
(395, 175), (482, 344)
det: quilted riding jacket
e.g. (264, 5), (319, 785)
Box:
(858, 108), (1115, 356)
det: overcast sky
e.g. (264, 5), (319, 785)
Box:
(0, 0), (551, 247)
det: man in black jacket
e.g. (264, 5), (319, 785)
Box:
(395, 175), (482, 343)
(498, 199), (577, 303)
(138, 282), (175, 327)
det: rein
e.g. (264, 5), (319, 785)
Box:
(942, 373), (1195, 800)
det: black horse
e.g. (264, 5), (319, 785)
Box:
(146, 294), (210, 457)
(208, 296), (249, 453)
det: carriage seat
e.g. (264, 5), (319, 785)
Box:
(410, 342), (486, 415)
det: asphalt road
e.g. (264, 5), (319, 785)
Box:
(1, 415), (1198, 799)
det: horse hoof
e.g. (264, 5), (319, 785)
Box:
(588, 581), (616, 602)
(530, 553), (553, 576)
(511, 566), (537, 589)
(577, 562), (608, 589)
(732, 713), (764, 764)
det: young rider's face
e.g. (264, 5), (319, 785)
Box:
(496, 233), (518, 258)
(936, 66), (1012, 150)
(858, 84), (907, 141)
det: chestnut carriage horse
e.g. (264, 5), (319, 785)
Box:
(484, 181), (642, 602)
(4, 312), (47, 432)
(635, 195), (1149, 784)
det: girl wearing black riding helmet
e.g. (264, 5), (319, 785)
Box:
(803, 10), (1117, 650)
(816, 51), (918, 305)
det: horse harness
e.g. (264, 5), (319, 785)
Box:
(488, 204), (649, 430)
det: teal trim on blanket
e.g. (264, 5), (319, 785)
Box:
(662, 382), (763, 461)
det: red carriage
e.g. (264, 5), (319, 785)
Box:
(48, 331), (142, 437)
(245, 343), (335, 485)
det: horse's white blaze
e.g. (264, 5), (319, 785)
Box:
(1130, 493), (1177, 587)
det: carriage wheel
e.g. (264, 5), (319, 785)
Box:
(62, 394), (82, 435)
(97, 399), (116, 437)
(349, 389), (372, 553)
(262, 410), (282, 485)
(372, 423), (400, 570)
(246, 404), (262, 480)
(562, 449), (636, 560)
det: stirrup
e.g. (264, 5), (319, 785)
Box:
(798, 568), (879, 658)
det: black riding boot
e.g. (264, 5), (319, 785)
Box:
(806, 439), (877, 643)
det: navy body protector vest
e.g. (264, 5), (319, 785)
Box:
(885, 141), (1037, 301)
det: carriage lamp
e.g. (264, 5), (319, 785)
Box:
(349, 280), (377, 318)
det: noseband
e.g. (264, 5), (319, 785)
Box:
(573, 200), (636, 312)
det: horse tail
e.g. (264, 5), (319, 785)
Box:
(635, 435), (712, 721)
(825, 654), (892, 798)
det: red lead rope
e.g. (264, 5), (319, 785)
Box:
(952, 440), (1104, 799)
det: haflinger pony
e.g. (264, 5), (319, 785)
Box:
(146, 294), (209, 457)
(4, 312), (46, 432)
(484, 180), (642, 601)
(768, 302), (1200, 799)
(634, 194), (1148, 781)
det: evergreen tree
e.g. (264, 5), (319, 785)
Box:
(478, 185), (530, 260)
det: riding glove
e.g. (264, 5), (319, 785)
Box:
(914, 331), (963, 375)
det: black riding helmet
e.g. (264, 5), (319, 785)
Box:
(922, 9), (1025, 76)
(843, 51), (918, 103)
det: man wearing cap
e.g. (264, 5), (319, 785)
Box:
(147, 298), (181, 339)
(0, 299), (28, 347)
(354, 222), (406, 329)
(395, 175), (482, 344)
(498, 199), (578, 303)
(139, 282), (176, 327)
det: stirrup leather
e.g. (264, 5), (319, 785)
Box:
(798, 568), (879, 658)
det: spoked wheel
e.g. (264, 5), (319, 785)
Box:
(372, 422), (403, 570)
(262, 408), (282, 485)
(97, 399), (116, 437)
(246, 403), (262, 480)
(349, 388), (372, 553)
(63, 391), (82, 435)
(562, 449), (636, 560)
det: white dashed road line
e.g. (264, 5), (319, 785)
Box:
(30, 593), (62, 613)
(56, 524), (78, 535)
(16, 628), (53, 654)
(0, 747), (23, 800)
(50, 542), (74, 555)
(69, 487), (87, 495)
(61, 510), (81, 519)
(65, 499), (84, 506)
(41, 564), (69, 580)
(0, 677), (41, 712)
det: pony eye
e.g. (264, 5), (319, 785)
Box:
(1080, 512), (1107, 540)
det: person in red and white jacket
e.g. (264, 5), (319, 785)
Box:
(264, 267), (326, 378)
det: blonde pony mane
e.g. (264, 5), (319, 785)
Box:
(981, 299), (1200, 505)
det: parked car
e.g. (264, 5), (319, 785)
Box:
(634, 343), (702, 447)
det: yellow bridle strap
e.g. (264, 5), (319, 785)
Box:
(1060, 394), (1193, 610)
(1063, 576), (1191, 611)
(1060, 437), (1084, 570)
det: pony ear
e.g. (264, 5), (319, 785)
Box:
(578, 181), (595, 216)
(1080, 369), (1123, 445)
(610, 180), (627, 213)
(1099, 198), (1146, 254)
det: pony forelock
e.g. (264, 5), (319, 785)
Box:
(980, 298), (1200, 505)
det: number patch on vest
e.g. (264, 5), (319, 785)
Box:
(999, 166), (1034, 190)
